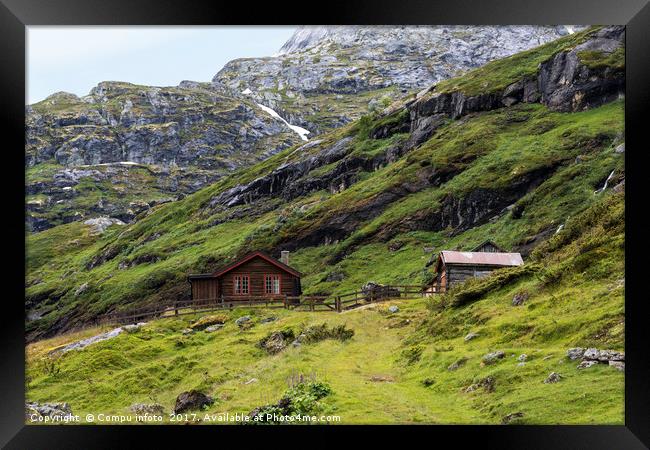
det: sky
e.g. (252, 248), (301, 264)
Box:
(26, 26), (297, 104)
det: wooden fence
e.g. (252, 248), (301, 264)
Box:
(98, 285), (429, 326)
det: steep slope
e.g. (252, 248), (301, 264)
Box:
(214, 26), (582, 133)
(26, 26), (581, 232)
(26, 81), (303, 231)
(26, 187), (624, 425)
(25, 26), (625, 343)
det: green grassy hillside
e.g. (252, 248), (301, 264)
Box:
(25, 26), (625, 424)
(27, 188), (624, 424)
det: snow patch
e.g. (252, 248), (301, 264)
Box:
(241, 88), (252, 95)
(256, 103), (310, 141)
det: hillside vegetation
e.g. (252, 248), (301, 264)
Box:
(25, 25), (625, 425)
(26, 188), (624, 424)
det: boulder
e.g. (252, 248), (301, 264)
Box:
(609, 361), (625, 371)
(260, 317), (277, 324)
(544, 372), (562, 384)
(388, 305), (400, 313)
(74, 283), (89, 297)
(512, 291), (529, 306)
(583, 348), (600, 360)
(567, 348), (585, 360)
(130, 403), (165, 415)
(205, 324), (224, 333)
(577, 360), (598, 369)
(235, 316), (252, 327)
(482, 351), (505, 365)
(25, 402), (73, 420)
(502, 412), (525, 424)
(517, 354), (528, 362)
(361, 282), (400, 300)
(464, 332), (479, 342)
(122, 323), (146, 332)
(181, 328), (193, 335)
(173, 390), (213, 414)
(464, 376), (495, 393)
(596, 350), (624, 362)
(448, 357), (469, 371)
(259, 330), (295, 354)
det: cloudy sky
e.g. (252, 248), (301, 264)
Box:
(26, 26), (297, 104)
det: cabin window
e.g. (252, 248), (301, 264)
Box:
(233, 274), (249, 295)
(265, 274), (281, 295)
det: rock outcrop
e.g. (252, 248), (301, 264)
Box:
(26, 82), (302, 231)
(173, 390), (213, 413)
(215, 26), (583, 132)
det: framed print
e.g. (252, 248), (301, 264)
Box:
(2, 0), (648, 447)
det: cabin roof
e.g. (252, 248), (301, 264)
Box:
(440, 250), (524, 267)
(471, 239), (505, 252)
(211, 251), (302, 278)
(187, 273), (215, 280)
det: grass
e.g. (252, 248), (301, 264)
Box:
(25, 35), (625, 426)
(25, 98), (624, 338)
(26, 269), (623, 425)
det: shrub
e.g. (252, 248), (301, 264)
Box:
(400, 345), (424, 365)
(190, 314), (229, 330)
(300, 323), (354, 343)
(247, 381), (333, 424)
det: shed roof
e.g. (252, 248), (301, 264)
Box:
(440, 250), (523, 267)
(471, 239), (505, 252)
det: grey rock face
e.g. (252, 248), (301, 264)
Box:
(538, 27), (625, 112)
(26, 82), (302, 230)
(84, 217), (125, 234)
(567, 348), (586, 360)
(216, 26), (583, 131)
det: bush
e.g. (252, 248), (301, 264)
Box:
(190, 314), (229, 330)
(300, 323), (354, 344)
(247, 381), (333, 424)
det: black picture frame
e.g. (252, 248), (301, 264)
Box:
(2, 0), (648, 447)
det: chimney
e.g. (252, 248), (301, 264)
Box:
(280, 251), (290, 266)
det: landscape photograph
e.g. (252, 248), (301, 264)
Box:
(25, 24), (625, 425)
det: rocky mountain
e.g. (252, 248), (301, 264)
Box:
(214, 25), (583, 132)
(26, 26), (584, 232)
(25, 26), (625, 341)
(26, 82), (303, 231)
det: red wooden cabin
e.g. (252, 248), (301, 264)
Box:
(188, 251), (302, 302)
